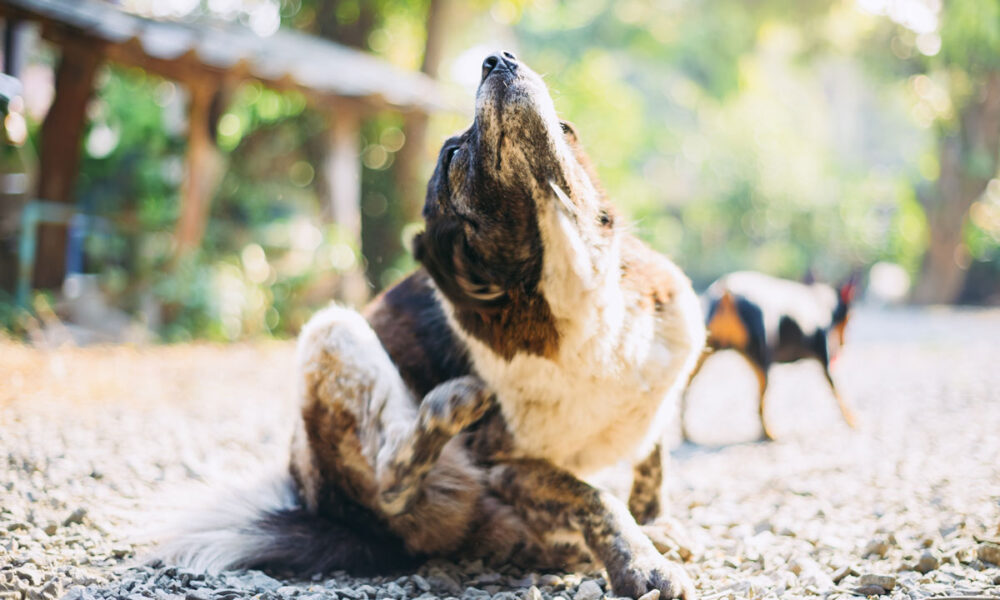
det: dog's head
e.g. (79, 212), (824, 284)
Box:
(414, 52), (617, 313)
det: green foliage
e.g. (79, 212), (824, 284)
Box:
(67, 66), (363, 341)
(939, 0), (1000, 74)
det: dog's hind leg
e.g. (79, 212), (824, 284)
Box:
(823, 366), (858, 430)
(375, 376), (494, 515)
(490, 459), (696, 600)
(295, 306), (491, 559)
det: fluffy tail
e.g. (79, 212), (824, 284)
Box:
(148, 468), (417, 576)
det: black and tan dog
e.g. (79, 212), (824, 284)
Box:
(155, 52), (704, 599)
(682, 271), (859, 441)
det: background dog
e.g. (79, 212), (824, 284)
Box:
(683, 271), (860, 441)
(154, 52), (705, 600)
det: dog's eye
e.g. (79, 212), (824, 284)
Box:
(598, 210), (613, 227)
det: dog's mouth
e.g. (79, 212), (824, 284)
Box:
(473, 52), (566, 182)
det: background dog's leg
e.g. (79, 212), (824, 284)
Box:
(376, 376), (494, 515)
(745, 357), (772, 441)
(823, 367), (858, 429)
(490, 459), (696, 600)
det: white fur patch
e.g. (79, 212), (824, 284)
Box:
(443, 184), (704, 477)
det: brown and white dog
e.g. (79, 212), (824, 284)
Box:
(155, 52), (705, 599)
(682, 271), (859, 441)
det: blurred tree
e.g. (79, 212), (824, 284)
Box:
(910, 0), (1000, 303)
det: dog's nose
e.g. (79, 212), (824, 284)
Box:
(482, 51), (518, 82)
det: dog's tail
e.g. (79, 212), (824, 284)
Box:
(147, 467), (416, 576)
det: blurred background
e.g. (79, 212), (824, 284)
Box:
(1, 0), (998, 344)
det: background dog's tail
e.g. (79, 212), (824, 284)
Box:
(147, 468), (417, 576)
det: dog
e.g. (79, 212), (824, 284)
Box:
(154, 52), (705, 599)
(682, 271), (859, 441)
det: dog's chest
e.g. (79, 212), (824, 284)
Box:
(459, 308), (680, 476)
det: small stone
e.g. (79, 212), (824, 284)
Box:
(36, 580), (62, 600)
(853, 585), (886, 596)
(539, 575), (563, 587)
(428, 573), (463, 596)
(831, 566), (857, 583)
(62, 509), (87, 527)
(412, 575), (431, 593)
(863, 538), (890, 558)
(43, 524), (58, 536)
(916, 550), (939, 574)
(858, 574), (895, 591)
(637, 591), (660, 600)
(574, 580), (603, 600)
(462, 587), (490, 600)
(522, 586), (542, 600)
(978, 542), (1000, 565)
(244, 571), (282, 592)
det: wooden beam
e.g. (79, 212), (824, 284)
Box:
(174, 80), (223, 252)
(32, 35), (103, 289)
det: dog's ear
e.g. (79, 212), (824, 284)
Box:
(414, 229), (507, 312)
(838, 271), (862, 306)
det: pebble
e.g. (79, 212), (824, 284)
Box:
(978, 542), (1000, 565)
(522, 586), (542, 600)
(573, 580), (602, 600)
(831, 565), (857, 583)
(853, 584), (886, 596)
(863, 538), (890, 558)
(858, 574), (895, 591)
(915, 550), (939, 574)
(62, 509), (87, 527)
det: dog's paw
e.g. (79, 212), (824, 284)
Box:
(609, 552), (697, 600)
(641, 517), (699, 561)
(422, 375), (495, 434)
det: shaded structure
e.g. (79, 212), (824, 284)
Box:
(0, 0), (448, 298)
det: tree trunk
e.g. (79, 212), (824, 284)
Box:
(913, 70), (1000, 304)
(174, 82), (224, 253)
(395, 0), (450, 222)
(33, 38), (102, 289)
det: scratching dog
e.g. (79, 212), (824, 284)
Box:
(683, 271), (859, 441)
(154, 52), (705, 599)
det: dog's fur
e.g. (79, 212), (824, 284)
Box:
(682, 271), (859, 441)
(153, 53), (705, 599)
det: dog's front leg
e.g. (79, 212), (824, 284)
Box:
(491, 459), (696, 600)
(375, 376), (494, 516)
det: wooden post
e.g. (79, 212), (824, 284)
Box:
(174, 81), (223, 253)
(325, 108), (362, 242)
(32, 36), (102, 288)
(319, 107), (368, 305)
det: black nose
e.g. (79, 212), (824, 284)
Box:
(482, 51), (518, 82)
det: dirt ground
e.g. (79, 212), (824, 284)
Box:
(1, 307), (999, 600)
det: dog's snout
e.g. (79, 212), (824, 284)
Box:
(481, 51), (518, 82)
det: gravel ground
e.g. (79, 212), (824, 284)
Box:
(2, 307), (999, 600)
